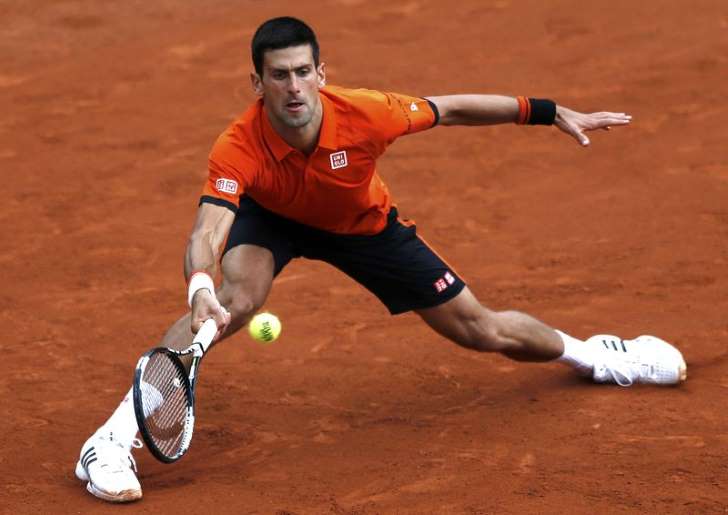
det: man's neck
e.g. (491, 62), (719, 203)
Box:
(265, 101), (323, 156)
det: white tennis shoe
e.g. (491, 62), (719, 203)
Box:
(589, 334), (687, 386)
(75, 431), (143, 502)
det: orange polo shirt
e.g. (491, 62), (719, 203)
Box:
(201, 85), (438, 235)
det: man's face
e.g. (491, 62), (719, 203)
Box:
(251, 44), (325, 129)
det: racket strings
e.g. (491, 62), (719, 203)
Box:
(143, 358), (187, 453)
(138, 352), (191, 458)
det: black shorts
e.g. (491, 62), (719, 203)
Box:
(218, 196), (466, 315)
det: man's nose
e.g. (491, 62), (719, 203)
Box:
(288, 72), (300, 92)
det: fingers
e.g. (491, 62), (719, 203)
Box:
(568, 125), (590, 146)
(564, 120), (590, 146)
(576, 130), (590, 147)
(190, 289), (230, 336)
(205, 304), (230, 338)
(554, 116), (589, 147)
(556, 107), (631, 146)
(215, 306), (232, 340)
(576, 112), (631, 138)
(588, 112), (632, 129)
(590, 111), (632, 119)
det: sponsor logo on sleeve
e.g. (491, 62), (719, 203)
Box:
(215, 178), (238, 195)
(329, 150), (348, 170)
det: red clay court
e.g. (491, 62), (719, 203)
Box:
(2, 1), (728, 513)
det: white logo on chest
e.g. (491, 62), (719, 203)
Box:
(329, 150), (348, 170)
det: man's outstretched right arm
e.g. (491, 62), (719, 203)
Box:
(185, 202), (235, 334)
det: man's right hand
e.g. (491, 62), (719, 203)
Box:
(191, 289), (231, 339)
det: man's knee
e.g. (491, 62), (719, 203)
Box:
(223, 287), (265, 331)
(227, 290), (260, 319)
(419, 288), (512, 353)
(217, 273), (272, 332)
(459, 310), (511, 353)
(433, 305), (509, 353)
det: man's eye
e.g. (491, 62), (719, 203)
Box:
(297, 68), (310, 77)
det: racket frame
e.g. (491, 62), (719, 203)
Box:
(132, 319), (217, 463)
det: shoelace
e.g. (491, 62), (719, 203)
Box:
(598, 338), (636, 387)
(602, 359), (634, 387)
(94, 436), (143, 473)
(126, 439), (142, 472)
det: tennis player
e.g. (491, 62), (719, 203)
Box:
(75, 17), (686, 502)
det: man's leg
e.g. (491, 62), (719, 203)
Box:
(158, 244), (277, 350)
(76, 244), (275, 502)
(416, 286), (570, 362)
(416, 286), (687, 385)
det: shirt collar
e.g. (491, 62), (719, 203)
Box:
(317, 92), (338, 151)
(260, 92), (338, 162)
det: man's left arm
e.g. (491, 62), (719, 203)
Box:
(425, 95), (631, 146)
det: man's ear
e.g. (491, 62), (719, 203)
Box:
(250, 72), (264, 97)
(317, 62), (326, 88)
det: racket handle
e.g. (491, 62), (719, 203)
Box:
(193, 318), (218, 353)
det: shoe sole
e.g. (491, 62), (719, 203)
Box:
(591, 356), (688, 386)
(678, 359), (687, 382)
(75, 461), (142, 503)
(87, 481), (142, 502)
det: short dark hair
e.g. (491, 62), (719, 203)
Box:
(251, 17), (320, 76)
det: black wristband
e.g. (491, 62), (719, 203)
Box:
(527, 98), (556, 125)
(426, 98), (440, 127)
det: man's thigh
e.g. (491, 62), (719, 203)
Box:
(218, 244), (276, 310)
(222, 196), (298, 277)
(217, 197), (299, 314)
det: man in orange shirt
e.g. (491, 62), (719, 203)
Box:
(76, 17), (686, 502)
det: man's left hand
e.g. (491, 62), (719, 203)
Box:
(555, 106), (632, 146)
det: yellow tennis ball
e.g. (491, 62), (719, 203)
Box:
(248, 312), (281, 343)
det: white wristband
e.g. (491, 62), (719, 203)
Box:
(187, 272), (215, 307)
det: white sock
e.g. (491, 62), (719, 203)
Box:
(555, 330), (594, 376)
(98, 387), (139, 447)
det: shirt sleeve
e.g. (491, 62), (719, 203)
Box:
(200, 128), (255, 212)
(359, 89), (439, 156)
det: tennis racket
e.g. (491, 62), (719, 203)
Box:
(132, 318), (217, 463)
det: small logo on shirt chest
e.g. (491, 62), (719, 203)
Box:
(329, 150), (348, 170)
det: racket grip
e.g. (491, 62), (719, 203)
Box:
(194, 318), (218, 353)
